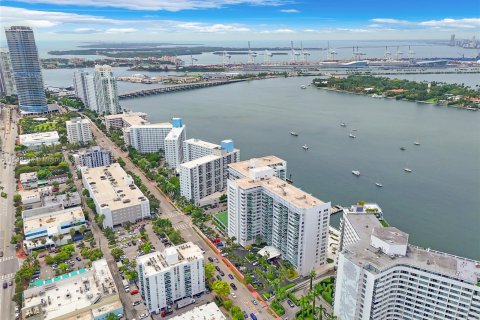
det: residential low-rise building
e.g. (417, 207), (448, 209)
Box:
(66, 117), (92, 144)
(23, 206), (85, 252)
(81, 163), (150, 228)
(334, 208), (480, 320)
(137, 242), (206, 315)
(19, 131), (59, 149)
(42, 192), (81, 209)
(165, 118), (186, 170)
(73, 146), (113, 168)
(170, 303), (226, 320)
(20, 171), (38, 189)
(19, 186), (53, 207)
(227, 164), (330, 276)
(22, 259), (123, 320)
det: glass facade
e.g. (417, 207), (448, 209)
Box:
(5, 26), (47, 113)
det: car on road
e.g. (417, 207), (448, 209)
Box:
(250, 313), (257, 320)
(214, 258), (219, 263)
(231, 292), (237, 299)
(208, 257), (214, 262)
(287, 299), (295, 308)
(228, 274), (234, 280)
(3, 281), (7, 289)
(132, 301), (141, 306)
(219, 270), (225, 276)
(75, 256), (81, 261)
(230, 283), (237, 290)
(139, 313), (148, 319)
(0, 251), (3, 257)
(216, 275), (222, 281)
(130, 289), (139, 295)
(221, 252), (228, 257)
(251, 299), (258, 306)
(244, 311), (249, 318)
(215, 266), (221, 271)
(8, 280), (13, 286)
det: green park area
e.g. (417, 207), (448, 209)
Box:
(214, 211), (228, 231)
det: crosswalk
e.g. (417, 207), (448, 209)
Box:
(162, 212), (177, 218)
(173, 223), (190, 231)
(0, 256), (16, 263)
(0, 273), (15, 280)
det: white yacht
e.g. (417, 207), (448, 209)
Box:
(340, 123), (346, 127)
(404, 168), (412, 173)
(375, 182), (383, 187)
(302, 144), (309, 150)
(352, 170), (360, 176)
(301, 85), (307, 89)
(290, 131), (298, 136)
(349, 133), (356, 138)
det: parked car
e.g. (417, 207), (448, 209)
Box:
(250, 313), (257, 320)
(228, 274), (234, 280)
(230, 283), (237, 290)
(216, 275), (222, 281)
(130, 289), (139, 295)
(75, 257), (81, 261)
(244, 311), (249, 318)
(208, 257), (214, 262)
(251, 299), (258, 306)
(219, 271), (225, 276)
(231, 292), (237, 299)
(287, 299), (295, 308)
(215, 266), (221, 272)
(3, 281), (7, 289)
(132, 301), (141, 306)
(139, 313), (148, 319)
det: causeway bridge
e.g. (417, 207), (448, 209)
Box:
(118, 79), (246, 100)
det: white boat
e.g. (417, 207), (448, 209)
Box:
(414, 141), (420, 146)
(302, 144), (309, 150)
(352, 170), (360, 176)
(300, 85), (307, 89)
(375, 182), (383, 187)
(290, 131), (298, 136)
(349, 133), (356, 138)
(340, 123), (346, 127)
(404, 168), (412, 173)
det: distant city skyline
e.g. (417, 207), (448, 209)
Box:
(0, 0), (478, 42)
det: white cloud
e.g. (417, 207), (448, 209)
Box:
(175, 23), (250, 33)
(371, 17), (480, 29)
(280, 9), (300, 13)
(105, 28), (138, 34)
(303, 29), (316, 32)
(260, 28), (295, 34)
(11, 0), (287, 11)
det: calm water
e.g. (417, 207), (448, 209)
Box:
(42, 70), (480, 260)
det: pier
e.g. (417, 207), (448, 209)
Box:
(118, 79), (246, 100)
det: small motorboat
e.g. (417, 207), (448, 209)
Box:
(375, 182), (383, 187)
(352, 170), (360, 176)
(349, 133), (356, 138)
(302, 144), (309, 150)
(404, 168), (412, 173)
(400, 147), (406, 151)
(301, 85), (307, 89)
(290, 131), (298, 136)
(414, 141), (420, 146)
(340, 123), (346, 127)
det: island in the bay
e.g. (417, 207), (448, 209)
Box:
(313, 75), (480, 110)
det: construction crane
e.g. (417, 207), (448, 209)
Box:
(384, 46), (391, 60)
(222, 50), (231, 66)
(263, 50), (273, 64)
(190, 55), (198, 66)
(300, 41), (310, 63)
(407, 46), (416, 60)
(247, 41), (257, 64)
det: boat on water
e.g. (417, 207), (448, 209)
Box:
(400, 147), (406, 151)
(352, 170), (361, 176)
(300, 85), (307, 89)
(352, 129), (357, 132)
(290, 131), (298, 136)
(375, 182), (383, 187)
(302, 144), (309, 150)
(340, 123), (346, 127)
(349, 133), (356, 138)
(404, 168), (412, 173)
(414, 141), (420, 146)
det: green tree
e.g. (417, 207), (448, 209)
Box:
(105, 313), (117, 320)
(13, 193), (22, 207)
(211, 280), (230, 299)
(58, 262), (69, 274)
(111, 248), (124, 260)
(223, 300), (233, 310)
(310, 269), (316, 317)
(205, 263), (215, 280)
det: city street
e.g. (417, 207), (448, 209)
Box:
(85, 115), (277, 319)
(0, 105), (20, 320)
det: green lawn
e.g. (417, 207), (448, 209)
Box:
(214, 211), (228, 229)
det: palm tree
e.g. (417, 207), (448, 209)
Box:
(309, 269), (316, 317)
(299, 295), (309, 317)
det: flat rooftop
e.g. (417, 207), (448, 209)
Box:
(23, 259), (119, 320)
(229, 155), (285, 178)
(24, 206), (84, 234)
(372, 227), (408, 245)
(185, 138), (220, 150)
(138, 242), (203, 277)
(20, 172), (37, 180)
(181, 154), (221, 169)
(130, 122), (172, 129)
(234, 175), (325, 209)
(165, 126), (185, 140)
(170, 302), (226, 320)
(19, 131), (59, 144)
(82, 163), (148, 210)
(42, 192), (82, 208)
(343, 219), (480, 284)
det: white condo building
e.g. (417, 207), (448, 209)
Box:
(73, 146), (113, 168)
(228, 155), (287, 181)
(73, 70), (98, 112)
(137, 242), (206, 314)
(165, 118), (186, 170)
(227, 163), (330, 276)
(104, 111), (148, 131)
(66, 117), (92, 144)
(128, 122), (173, 153)
(334, 208), (480, 320)
(81, 163), (150, 228)
(180, 139), (240, 204)
(0, 49), (16, 96)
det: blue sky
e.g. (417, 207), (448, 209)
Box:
(0, 0), (479, 42)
